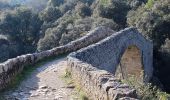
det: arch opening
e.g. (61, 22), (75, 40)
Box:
(115, 45), (144, 82)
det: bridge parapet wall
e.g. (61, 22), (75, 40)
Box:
(71, 27), (153, 82)
(0, 26), (114, 90)
(68, 27), (153, 99)
(67, 56), (138, 100)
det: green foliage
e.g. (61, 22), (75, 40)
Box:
(99, 0), (110, 6)
(0, 0), (135, 58)
(60, 1), (76, 13)
(127, 1), (170, 92)
(122, 75), (170, 100)
(62, 68), (89, 100)
(61, 68), (74, 85)
(124, 0), (146, 9)
(37, 13), (76, 51)
(63, 68), (72, 78)
(0, 1), (170, 95)
(96, 0), (130, 28)
(75, 3), (92, 18)
(145, 0), (154, 9)
(127, 0), (170, 50)
(39, 6), (62, 22)
(79, 0), (95, 5)
(0, 6), (42, 61)
(47, 0), (64, 7)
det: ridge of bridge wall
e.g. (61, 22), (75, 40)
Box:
(0, 26), (114, 90)
(68, 27), (153, 99)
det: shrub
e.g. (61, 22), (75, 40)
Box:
(122, 75), (170, 100)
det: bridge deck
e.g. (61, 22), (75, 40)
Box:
(1, 56), (78, 100)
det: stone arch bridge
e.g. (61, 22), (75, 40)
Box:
(68, 27), (153, 99)
(69, 27), (153, 82)
(0, 27), (153, 99)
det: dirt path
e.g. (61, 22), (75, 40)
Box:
(2, 56), (76, 100)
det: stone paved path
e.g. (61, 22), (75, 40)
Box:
(1, 56), (77, 100)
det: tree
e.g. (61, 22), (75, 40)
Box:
(0, 6), (42, 61)
(47, 0), (64, 7)
(75, 3), (92, 18)
(94, 0), (130, 28)
(127, 0), (170, 49)
(39, 6), (62, 22)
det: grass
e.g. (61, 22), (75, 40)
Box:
(74, 83), (89, 100)
(121, 75), (170, 100)
(61, 68), (74, 85)
(61, 68), (89, 100)
(0, 53), (68, 96)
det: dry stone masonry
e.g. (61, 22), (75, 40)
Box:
(0, 26), (114, 90)
(67, 27), (153, 99)
(0, 26), (153, 100)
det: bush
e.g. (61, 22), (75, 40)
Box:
(122, 75), (170, 100)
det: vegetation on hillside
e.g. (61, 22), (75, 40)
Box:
(127, 0), (170, 92)
(0, 0), (147, 61)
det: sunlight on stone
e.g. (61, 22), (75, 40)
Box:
(115, 45), (144, 82)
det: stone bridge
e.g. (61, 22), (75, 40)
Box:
(69, 27), (153, 82)
(68, 27), (153, 99)
(0, 27), (153, 99)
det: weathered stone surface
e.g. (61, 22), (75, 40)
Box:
(0, 27), (153, 99)
(67, 27), (153, 99)
(0, 26), (114, 91)
(71, 27), (153, 82)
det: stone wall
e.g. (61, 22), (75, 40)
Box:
(0, 26), (114, 90)
(70, 27), (153, 82)
(67, 27), (153, 99)
(67, 56), (138, 100)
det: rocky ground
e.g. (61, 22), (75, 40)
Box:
(1, 56), (79, 100)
